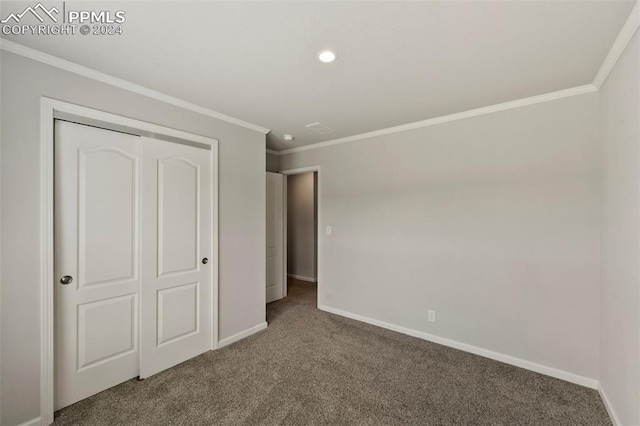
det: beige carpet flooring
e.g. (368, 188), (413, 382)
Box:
(54, 278), (611, 425)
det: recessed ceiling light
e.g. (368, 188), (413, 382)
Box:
(283, 134), (295, 142)
(318, 50), (337, 63)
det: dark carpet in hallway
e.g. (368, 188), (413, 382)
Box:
(54, 278), (611, 425)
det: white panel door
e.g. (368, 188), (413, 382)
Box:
(266, 172), (284, 303)
(54, 120), (141, 410)
(140, 137), (212, 378)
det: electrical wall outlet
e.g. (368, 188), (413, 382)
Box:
(326, 225), (332, 235)
(428, 310), (436, 323)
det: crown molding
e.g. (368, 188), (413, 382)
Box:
(593, 0), (640, 89)
(0, 39), (271, 135)
(277, 84), (597, 156)
(266, 149), (280, 156)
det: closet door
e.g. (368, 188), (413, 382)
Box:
(54, 120), (141, 409)
(266, 172), (284, 303)
(140, 137), (212, 378)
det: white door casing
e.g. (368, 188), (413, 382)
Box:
(54, 121), (141, 410)
(140, 137), (212, 378)
(266, 172), (284, 303)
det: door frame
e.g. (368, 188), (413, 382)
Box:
(40, 97), (219, 425)
(279, 166), (321, 304)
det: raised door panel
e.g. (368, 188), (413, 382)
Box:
(157, 282), (199, 346)
(158, 158), (199, 276)
(266, 179), (277, 257)
(79, 147), (138, 287)
(78, 294), (137, 370)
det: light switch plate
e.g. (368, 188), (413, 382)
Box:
(326, 226), (332, 235)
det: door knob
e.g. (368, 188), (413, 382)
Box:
(202, 258), (208, 264)
(60, 275), (73, 285)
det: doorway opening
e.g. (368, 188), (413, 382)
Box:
(285, 171), (318, 306)
(265, 166), (321, 309)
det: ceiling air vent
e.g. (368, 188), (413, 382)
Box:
(305, 122), (335, 135)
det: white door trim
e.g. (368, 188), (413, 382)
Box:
(279, 166), (321, 305)
(282, 176), (288, 298)
(40, 97), (219, 425)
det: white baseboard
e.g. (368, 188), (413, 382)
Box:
(218, 322), (268, 348)
(597, 382), (622, 426)
(318, 304), (598, 389)
(287, 274), (317, 283)
(13, 417), (41, 426)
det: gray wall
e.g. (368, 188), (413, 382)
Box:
(287, 173), (317, 280)
(599, 29), (640, 426)
(280, 92), (601, 381)
(266, 152), (279, 172)
(0, 51), (266, 425)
